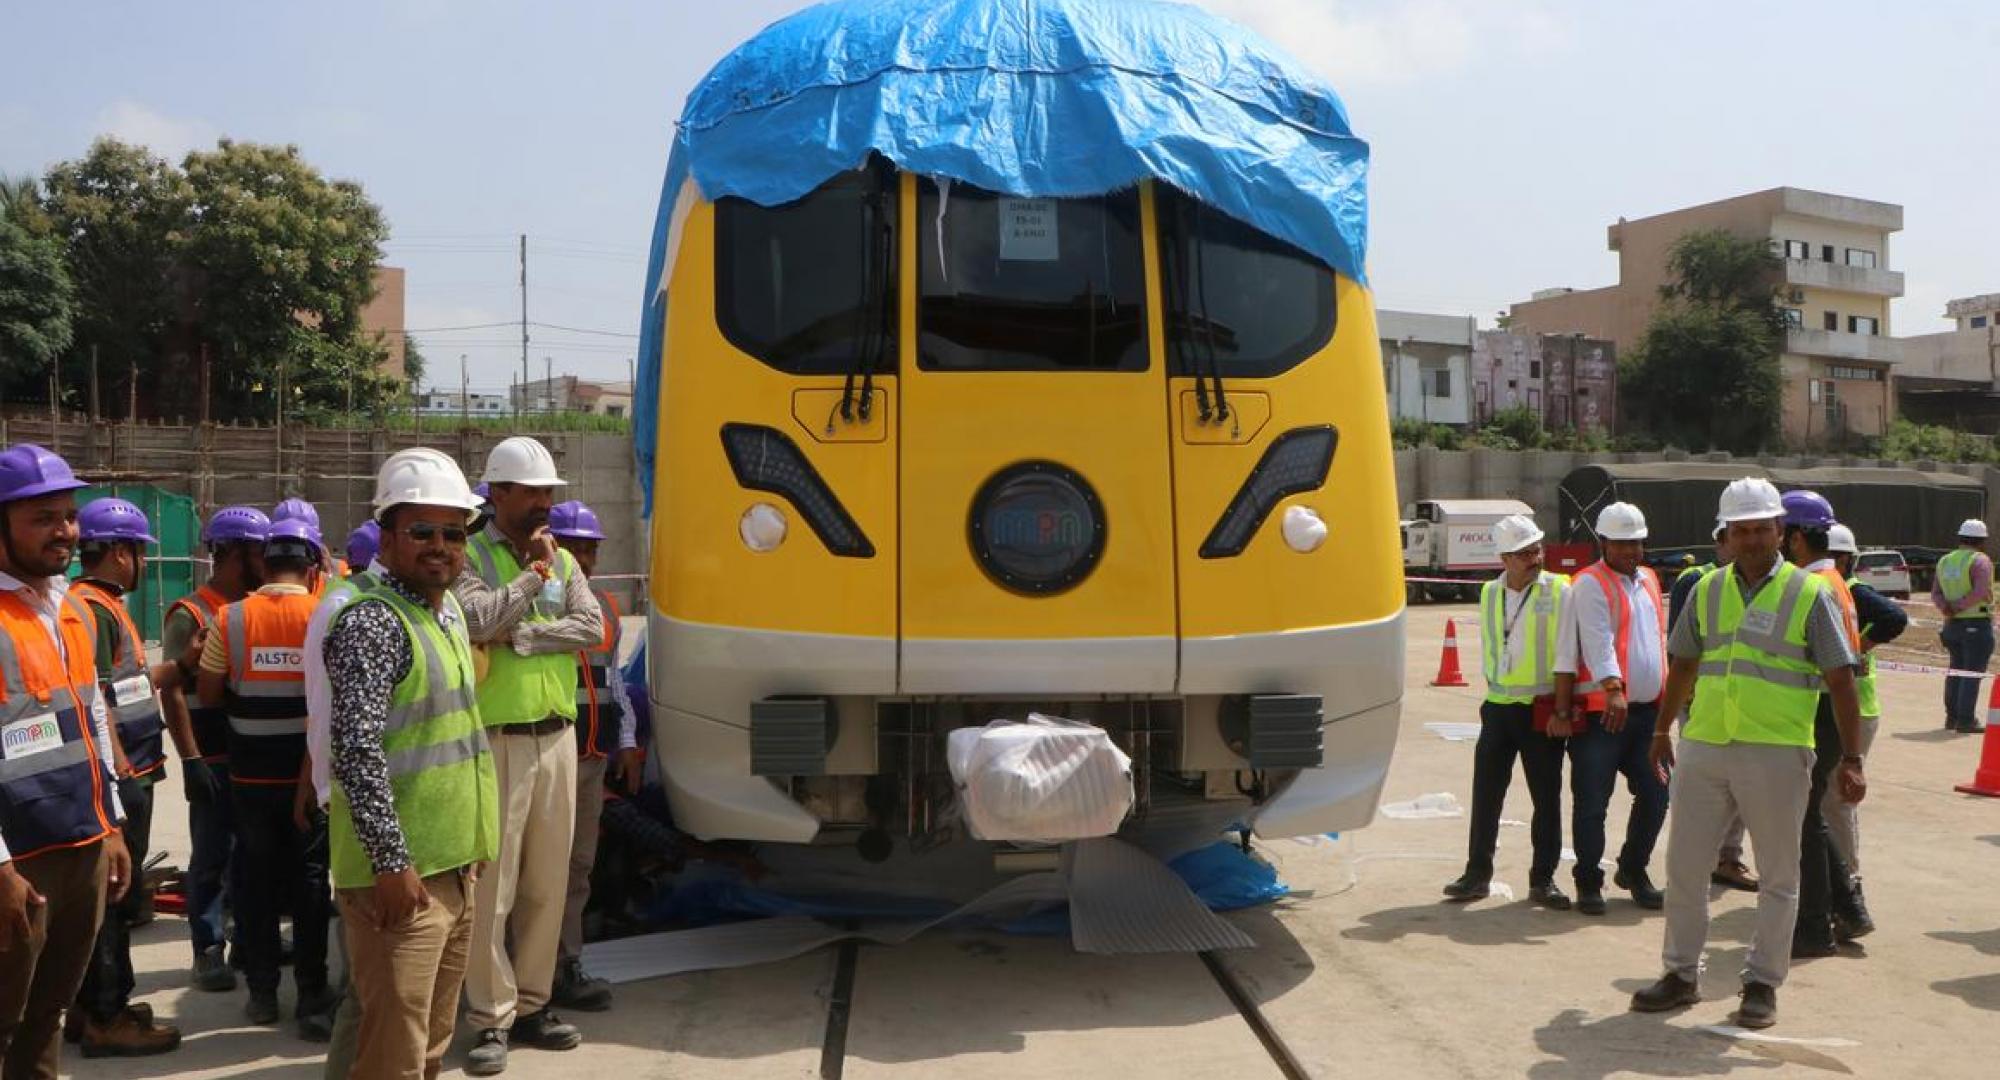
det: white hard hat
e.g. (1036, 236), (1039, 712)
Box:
(482, 436), (566, 487)
(1717, 477), (1784, 523)
(1595, 502), (1648, 541)
(1959, 518), (1989, 540)
(1493, 514), (1545, 555)
(1827, 523), (1858, 555)
(373, 448), (483, 519)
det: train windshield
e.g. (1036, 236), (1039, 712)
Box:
(918, 181), (1147, 372)
(715, 164), (898, 376)
(1156, 187), (1336, 379)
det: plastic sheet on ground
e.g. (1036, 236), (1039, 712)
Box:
(1424, 722), (1482, 742)
(1379, 793), (1464, 820)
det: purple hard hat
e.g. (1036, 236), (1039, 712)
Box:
(1780, 489), (1837, 529)
(273, 497), (323, 543)
(78, 497), (158, 545)
(203, 506), (272, 546)
(0, 443), (88, 506)
(346, 520), (381, 569)
(474, 481), (490, 501)
(548, 500), (606, 541)
(266, 517), (320, 551)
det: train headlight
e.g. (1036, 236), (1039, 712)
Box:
(1281, 505), (1327, 553)
(741, 503), (788, 552)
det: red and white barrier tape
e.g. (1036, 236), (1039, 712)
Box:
(1433, 621), (1993, 682)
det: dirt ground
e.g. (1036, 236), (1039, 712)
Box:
(77, 604), (1999, 1079)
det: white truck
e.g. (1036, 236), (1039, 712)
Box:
(1401, 498), (1534, 602)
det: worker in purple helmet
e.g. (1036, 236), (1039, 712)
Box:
(69, 497), (186, 1055)
(163, 505), (270, 996)
(344, 520), (381, 576)
(1778, 489), (1867, 959)
(0, 444), (136, 1073)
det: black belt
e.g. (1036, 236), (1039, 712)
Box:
(492, 715), (571, 738)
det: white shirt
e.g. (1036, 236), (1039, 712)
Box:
(1555, 566), (1666, 705)
(1491, 578), (1536, 681)
(0, 570), (125, 865)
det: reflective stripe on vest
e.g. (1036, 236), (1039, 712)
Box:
(171, 587), (233, 762)
(1938, 547), (1992, 619)
(1573, 562), (1667, 708)
(1480, 572), (1565, 704)
(328, 586), (499, 890)
(1686, 561), (1826, 748)
(220, 592), (315, 784)
(0, 590), (119, 860)
(71, 581), (167, 779)
(466, 532), (579, 727)
(575, 588), (624, 758)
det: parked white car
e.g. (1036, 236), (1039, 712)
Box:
(1854, 549), (1911, 600)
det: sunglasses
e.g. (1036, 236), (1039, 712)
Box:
(399, 523), (469, 546)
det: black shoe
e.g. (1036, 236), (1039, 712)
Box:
(1791, 932), (1838, 960)
(1441, 874), (1491, 903)
(1833, 882), (1875, 942)
(1629, 972), (1701, 1013)
(244, 990), (280, 1026)
(1614, 867), (1665, 910)
(465, 1028), (509, 1076)
(297, 1008), (334, 1043)
(1733, 982), (1778, 1029)
(551, 957), (613, 1012)
(1577, 887), (1607, 916)
(191, 946), (237, 992)
(509, 1010), (583, 1052)
(1528, 882), (1572, 911)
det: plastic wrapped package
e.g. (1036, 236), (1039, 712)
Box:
(946, 714), (1134, 841)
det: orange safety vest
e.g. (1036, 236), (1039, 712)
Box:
(71, 580), (168, 780)
(1573, 561), (1667, 713)
(1812, 564), (1861, 654)
(575, 588), (624, 760)
(217, 589), (317, 785)
(171, 585), (234, 763)
(0, 589), (119, 860)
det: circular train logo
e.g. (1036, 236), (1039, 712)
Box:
(969, 461), (1106, 595)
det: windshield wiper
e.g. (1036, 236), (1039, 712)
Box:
(1191, 201), (1230, 426)
(836, 187), (891, 428)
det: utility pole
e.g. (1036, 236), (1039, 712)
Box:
(199, 344), (212, 426)
(89, 345), (100, 424)
(519, 233), (529, 427)
(545, 356), (553, 415)
(128, 363), (138, 422)
(460, 354), (470, 427)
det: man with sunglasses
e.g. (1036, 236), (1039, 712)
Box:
(452, 437), (603, 1076)
(324, 448), (497, 1078)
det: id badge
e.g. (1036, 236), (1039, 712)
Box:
(1739, 608), (1778, 636)
(110, 674), (155, 709)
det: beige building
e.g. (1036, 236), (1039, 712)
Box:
(1508, 187), (1903, 446)
(361, 266), (407, 380)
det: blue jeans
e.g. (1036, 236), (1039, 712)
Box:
(1567, 701), (1669, 890)
(185, 763), (236, 956)
(1939, 618), (1994, 727)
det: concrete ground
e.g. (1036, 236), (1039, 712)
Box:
(82, 604), (1998, 1078)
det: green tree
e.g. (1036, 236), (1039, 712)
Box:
(181, 140), (392, 420)
(1623, 229), (1785, 453)
(0, 177), (76, 390)
(37, 140), (191, 398)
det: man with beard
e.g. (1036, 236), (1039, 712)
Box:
(452, 437), (602, 1076)
(0, 443), (134, 1076)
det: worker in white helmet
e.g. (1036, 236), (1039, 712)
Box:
(1551, 501), (1669, 917)
(1823, 522), (1905, 938)
(1668, 521), (1756, 893)
(452, 436), (604, 1075)
(1931, 517), (1993, 733)
(1631, 477), (1866, 1030)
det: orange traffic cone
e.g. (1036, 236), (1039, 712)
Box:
(1431, 618), (1469, 688)
(1954, 682), (2000, 797)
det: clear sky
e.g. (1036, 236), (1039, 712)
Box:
(4, 1), (1993, 392)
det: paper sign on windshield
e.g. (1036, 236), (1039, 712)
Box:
(998, 198), (1058, 261)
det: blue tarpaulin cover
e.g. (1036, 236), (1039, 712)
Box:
(632, 0), (1371, 512)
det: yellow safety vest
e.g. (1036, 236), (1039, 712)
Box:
(466, 531), (580, 727)
(1938, 547), (1992, 619)
(1685, 561), (1829, 748)
(1479, 571), (1567, 704)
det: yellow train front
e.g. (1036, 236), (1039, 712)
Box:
(638, 0), (1404, 851)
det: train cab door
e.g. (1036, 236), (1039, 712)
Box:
(896, 177), (1180, 695)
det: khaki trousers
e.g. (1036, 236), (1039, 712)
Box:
(1662, 739), (1813, 989)
(0, 841), (109, 1080)
(1822, 714), (1879, 876)
(466, 724), (576, 1030)
(561, 754), (608, 959)
(337, 868), (474, 1080)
